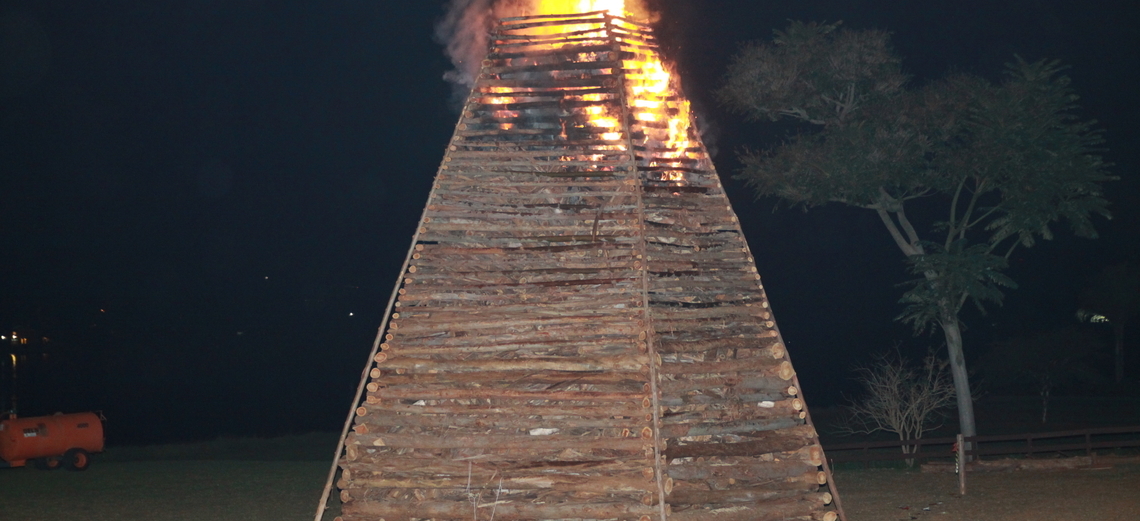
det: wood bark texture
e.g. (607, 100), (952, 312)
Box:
(332, 12), (842, 521)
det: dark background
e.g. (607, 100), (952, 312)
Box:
(1, 0), (1136, 445)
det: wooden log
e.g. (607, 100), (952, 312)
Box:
(338, 484), (653, 507)
(361, 407), (651, 433)
(489, 43), (617, 60)
(357, 400), (647, 419)
(390, 331), (640, 350)
(667, 486), (808, 505)
(660, 416), (805, 439)
(654, 331), (776, 353)
(660, 402), (802, 425)
(369, 369), (642, 389)
(403, 275), (641, 291)
(344, 470), (655, 494)
(382, 339), (640, 357)
(666, 493), (831, 521)
(665, 492), (829, 517)
(659, 359), (794, 379)
(352, 432), (653, 452)
(393, 301), (642, 321)
(666, 466), (823, 492)
(393, 310), (641, 329)
(657, 326), (778, 344)
(377, 354), (649, 374)
(343, 443), (652, 466)
(497, 15), (608, 32)
(369, 370), (641, 387)
(665, 426), (812, 458)
(657, 390), (796, 407)
(343, 498), (659, 520)
(394, 291), (638, 308)
(483, 59), (624, 75)
(368, 387), (645, 402)
(658, 375), (795, 394)
(340, 457), (648, 479)
(650, 306), (773, 321)
(666, 458), (819, 482)
(663, 424), (817, 455)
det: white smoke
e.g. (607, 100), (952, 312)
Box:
(435, 0), (527, 94)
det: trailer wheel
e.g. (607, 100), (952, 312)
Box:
(32, 456), (62, 470)
(63, 448), (91, 471)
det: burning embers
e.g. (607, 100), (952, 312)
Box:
(473, 7), (699, 184)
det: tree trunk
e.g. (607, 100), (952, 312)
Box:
(1114, 323), (1124, 384)
(940, 313), (976, 459)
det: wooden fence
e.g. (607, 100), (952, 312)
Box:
(824, 425), (1140, 466)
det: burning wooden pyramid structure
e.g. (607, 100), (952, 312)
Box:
(330, 9), (843, 521)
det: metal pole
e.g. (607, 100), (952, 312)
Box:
(957, 434), (966, 496)
(8, 353), (17, 417)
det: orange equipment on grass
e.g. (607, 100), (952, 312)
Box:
(0, 412), (104, 470)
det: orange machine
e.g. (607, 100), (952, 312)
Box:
(0, 412), (104, 470)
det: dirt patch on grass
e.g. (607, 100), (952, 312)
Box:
(834, 459), (1140, 521)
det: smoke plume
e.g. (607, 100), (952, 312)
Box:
(435, 0), (524, 106)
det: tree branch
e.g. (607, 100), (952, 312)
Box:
(947, 177), (967, 248)
(875, 205), (922, 257)
(1003, 240), (1020, 261)
(965, 203), (1005, 231)
(876, 188), (925, 256)
(896, 205), (923, 248)
(957, 178), (986, 242)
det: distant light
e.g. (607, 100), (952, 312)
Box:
(349, 313), (354, 316)
(1090, 314), (1110, 323)
(1, 336), (5, 340)
(237, 332), (244, 336)
(100, 309), (105, 313)
(264, 276), (269, 280)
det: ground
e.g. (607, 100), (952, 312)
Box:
(1, 453), (1138, 520)
(834, 459), (1140, 521)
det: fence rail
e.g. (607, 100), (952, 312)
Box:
(823, 425), (1140, 465)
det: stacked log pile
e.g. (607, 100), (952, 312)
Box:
(335, 11), (842, 521)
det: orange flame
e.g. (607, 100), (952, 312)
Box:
(533, 1), (626, 16)
(519, 1), (694, 182)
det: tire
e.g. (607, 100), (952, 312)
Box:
(63, 448), (91, 471)
(32, 456), (62, 470)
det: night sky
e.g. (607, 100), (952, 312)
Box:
(1, 0), (1136, 445)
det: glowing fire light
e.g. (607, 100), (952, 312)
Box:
(515, 0), (695, 182)
(533, 0), (625, 16)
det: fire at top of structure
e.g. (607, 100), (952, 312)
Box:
(481, 5), (694, 183)
(326, 6), (842, 521)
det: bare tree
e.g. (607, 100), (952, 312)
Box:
(838, 350), (957, 465)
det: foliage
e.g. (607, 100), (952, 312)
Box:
(718, 20), (1115, 439)
(719, 21), (907, 127)
(838, 350), (956, 463)
(896, 240), (1017, 333)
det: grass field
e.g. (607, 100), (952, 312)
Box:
(0, 460), (337, 521)
(0, 433), (343, 521)
(5, 456), (1138, 521)
(3, 412), (1139, 521)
